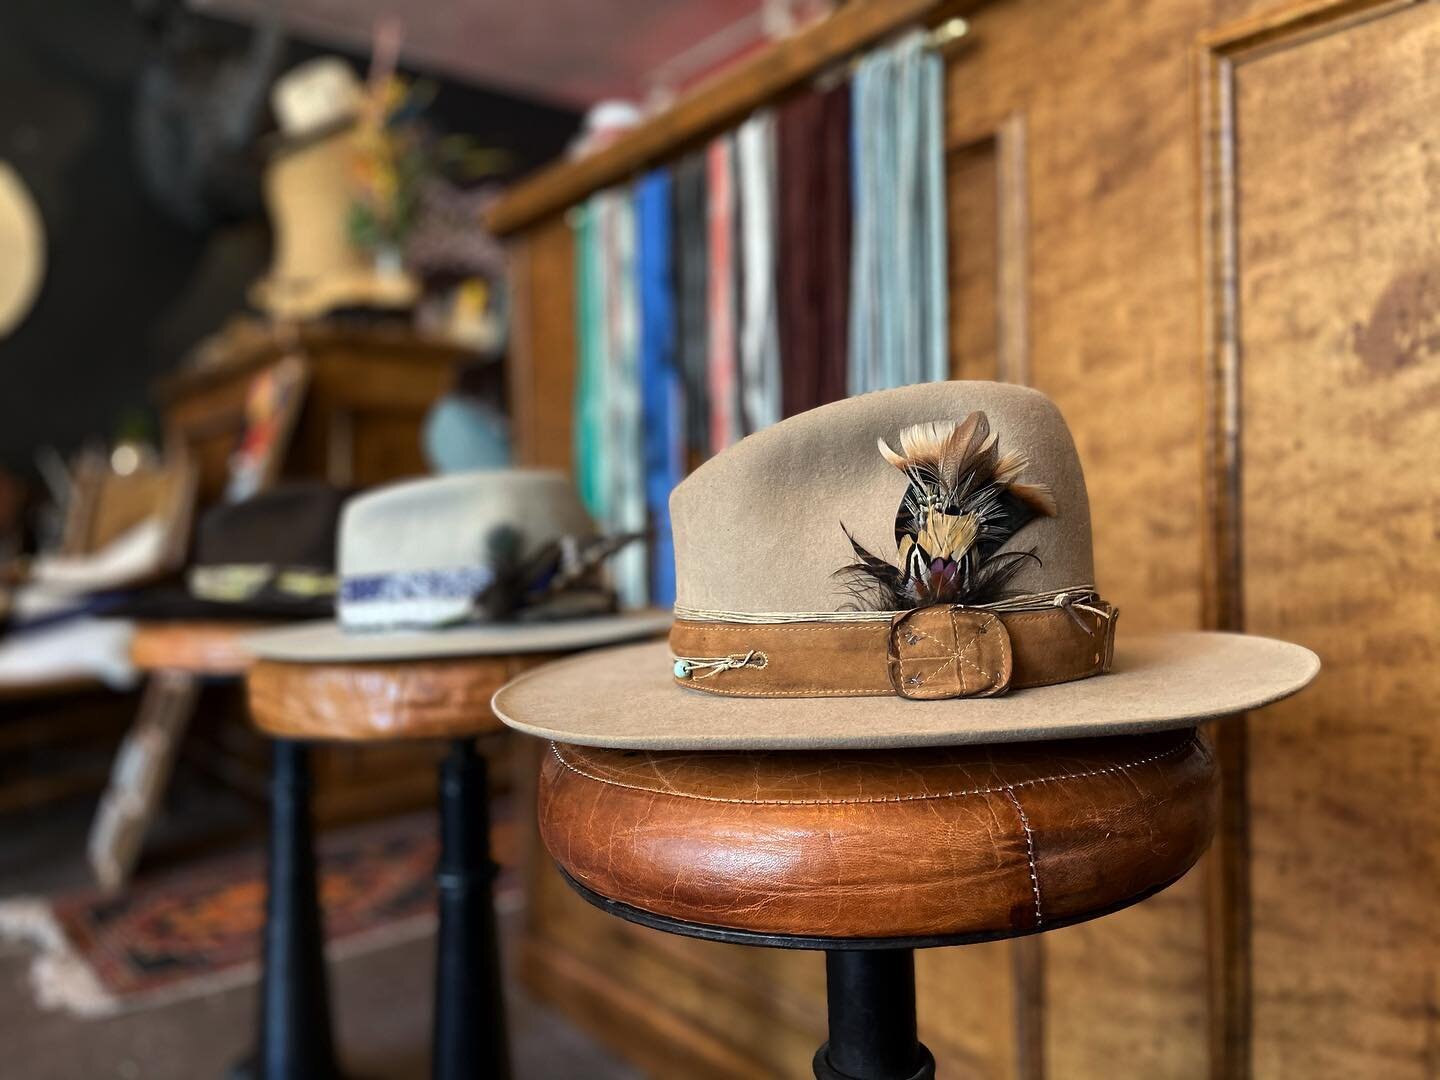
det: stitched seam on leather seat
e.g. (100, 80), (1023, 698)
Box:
(548, 735), (1199, 806)
(1004, 787), (1044, 925)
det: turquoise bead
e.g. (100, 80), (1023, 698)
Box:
(673, 660), (692, 678)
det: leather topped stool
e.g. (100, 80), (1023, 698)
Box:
(130, 620), (268, 677)
(538, 727), (1217, 1080)
(244, 655), (548, 1080)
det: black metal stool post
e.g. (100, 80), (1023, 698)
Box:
(432, 737), (510, 1080)
(242, 739), (340, 1080)
(814, 950), (935, 1080)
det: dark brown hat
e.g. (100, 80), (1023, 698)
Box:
(112, 483), (346, 621)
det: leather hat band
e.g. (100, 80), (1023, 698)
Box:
(670, 600), (1118, 700)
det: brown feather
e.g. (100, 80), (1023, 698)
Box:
(938, 412), (987, 489)
(1007, 481), (1057, 517)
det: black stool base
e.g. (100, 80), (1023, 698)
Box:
(432, 737), (510, 1080)
(239, 735), (511, 1080)
(816, 949), (934, 1080)
(235, 739), (342, 1080)
(813, 1043), (937, 1080)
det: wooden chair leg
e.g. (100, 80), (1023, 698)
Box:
(234, 739), (341, 1080)
(88, 669), (200, 893)
(432, 737), (510, 1080)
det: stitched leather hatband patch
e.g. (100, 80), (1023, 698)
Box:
(888, 608), (1012, 699)
(669, 600), (1117, 699)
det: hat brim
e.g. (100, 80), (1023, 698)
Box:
(491, 631), (1319, 750)
(246, 608), (674, 663)
(105, 588), (334, 623)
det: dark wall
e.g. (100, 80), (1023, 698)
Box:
(0, 0), (580, 473)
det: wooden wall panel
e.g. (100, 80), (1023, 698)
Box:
(948, 137), (1001, 380)
(1227, 3), (1440, 1075)
(507, 214), (577, 470)
(500, 2), (1438, 1077)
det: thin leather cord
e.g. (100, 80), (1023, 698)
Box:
(673, 585), (1104, 624)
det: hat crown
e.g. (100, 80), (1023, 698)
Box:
(271, 58), (363, 139)
(670, 382), (1094, 615)
(196, 483), (346, 570)
(339, 469), (592, 574)
(337, 469), (594, 629)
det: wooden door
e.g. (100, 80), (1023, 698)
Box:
(1203, 2), (1440, 1075)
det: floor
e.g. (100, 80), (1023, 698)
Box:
(0, 780), (643, 1080)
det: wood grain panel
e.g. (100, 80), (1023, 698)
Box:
(1230, 3), (1440, 1075)
(948, 137), (1001, 380)
(507, 216), (578, 470)
(522, 857), (824, 1077)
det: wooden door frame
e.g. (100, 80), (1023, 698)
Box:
(1194, 2), (1425, 1075)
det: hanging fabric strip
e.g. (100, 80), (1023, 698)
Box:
(848, 32), (949, 394)
(596, 189), (648, 608)
(573, 200), (608, 520)
(635, 169), (682, 607)
(735, 110), (782, 434)
(706, 136), (742, 451)
(672, 151), (710, 458)
(777, 83), (852, 417)
(848, 53), (881, 395)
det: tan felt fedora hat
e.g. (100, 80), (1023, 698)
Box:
(493, 382), (1318, 749)
(248, 469), (670, 663)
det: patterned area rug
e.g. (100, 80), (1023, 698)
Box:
(0, 809), (518, 1017)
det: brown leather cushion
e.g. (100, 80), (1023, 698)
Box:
(131, 621), (272, 676)
(246, 656), (549, 741)
(540, 728), (1218, 940)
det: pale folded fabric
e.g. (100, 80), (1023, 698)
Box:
(597, 189), (648, 608)
(706, 136), (742, 450)
(0, 618), (137, 689)
(849, 31), (948, 394)
(735, 111), (782, 434)
(573, 200), (607, 518)
(28, 517), (170, 595)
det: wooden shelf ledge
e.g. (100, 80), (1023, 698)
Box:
(486, 0), (946, 237)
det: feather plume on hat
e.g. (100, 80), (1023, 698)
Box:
(837, 411), (1057, 611)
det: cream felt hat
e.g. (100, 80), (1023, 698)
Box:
(0, 161), (45, 339)
(248, 469), (671, 662)
(492, 382), (1318, 749)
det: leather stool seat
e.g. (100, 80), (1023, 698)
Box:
(131, 621), (273, 676)
(246, 657), (540, 740)
(540, 727), (1217, 943)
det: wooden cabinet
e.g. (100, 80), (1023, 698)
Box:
(157, 323), (471, 503)
(492, 1), (1440, 1076)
